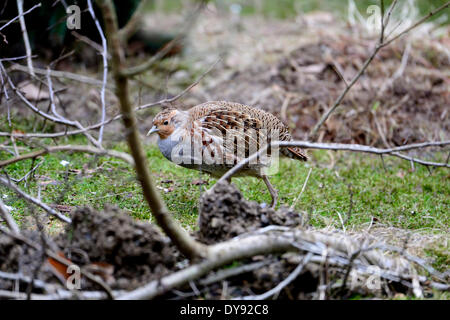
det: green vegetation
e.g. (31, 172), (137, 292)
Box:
(146, 0), (449, 23)
(1, 134), (448, 235)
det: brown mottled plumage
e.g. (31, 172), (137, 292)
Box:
(147, 101), (307, 208)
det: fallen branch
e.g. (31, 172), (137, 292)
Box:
(217, 140), (450, 185)
(117, 226), (444, 300)
(236, 252), (313, 300)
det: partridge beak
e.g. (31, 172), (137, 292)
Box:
(147, 125), (159, 136)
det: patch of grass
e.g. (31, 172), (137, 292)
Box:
(1, 137), (448, 237)
(145, 0), (450, 24)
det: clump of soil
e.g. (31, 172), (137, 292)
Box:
(0, 231), (59, 292)
(56, 206), (179, 290)
(197, 181), (303, 244)
(0, 207), (180, 292)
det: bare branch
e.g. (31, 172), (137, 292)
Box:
(96, 0), (206, 259)
(0, 3), (41, 32)
(0, 177), (71, 223)
(236, 252), (313, 300)
(290, 167), (312, 210)
(120, 2), (205, 78)
(381, 1), (450, 48)
(0, 198), (20, 234)
(118, 0), (149, 42)
(10, 63), (109, 87)
(217, 140), (450, 185)
(16, 0), (35, 77)
(309, 0), (450, 138)
(87, 0), (108, 145)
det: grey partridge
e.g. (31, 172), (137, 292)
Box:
(147, 101), (307, 208)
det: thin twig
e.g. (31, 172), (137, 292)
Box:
(0, 176), (71, 223)
(290, 167), (312, 210)
(236, 253), (313, 300)
(216, 140), (450, 185)
(87, 0), (108, 145)
(0, 198), (20, 234)
(16, 0), (35, 77)
(117, 0), (148, 42)
(309, 0), (450, 138)
(0, 3), (41, 32)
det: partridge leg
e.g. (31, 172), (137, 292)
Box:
(262, 175), (278, 209)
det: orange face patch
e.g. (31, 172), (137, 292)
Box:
(152, 109), (177, 139)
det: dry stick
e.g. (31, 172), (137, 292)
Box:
(309, 0), (449, 138)
(118, 234), (297, 300)
(0, 271), (52, 292)
(0, 3), (41, 32)
(96, 0), (206, 260)
(0, 198), (20, 234)
(1, 61), (100, 148)
(117, 0), (148, 42)
(87, 0), (108, 145)
(120, 1), (205, 78)
(0, 288), (124, 300)
(71, 32), (108, 57)
(45, 67), (101, 148)
(9, 64), (108, 87)
(217, 140), (450, 185)
(236, 252), (313, 300)
(0, 64), (11, 126)
(46, 68), (76, 126)
(199, 259), (274, 286)
(0, 144), (134, 167)
(1, 58), (220, 140)
(16, 0), (34, 77)
(0, 176), (71, 223)
(290, 167), (313, 210)
(135, 58), (221, 111)
(118, 227), (443, 300)
(380, 1), (450, 49)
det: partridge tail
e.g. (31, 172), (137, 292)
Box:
(281, 147), (308, 161)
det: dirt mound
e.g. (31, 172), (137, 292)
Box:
(0, 231), (60, 292)
(0, 207), (179, 292)
(55, 206), (179, 290)
(197, 181), (303, 244)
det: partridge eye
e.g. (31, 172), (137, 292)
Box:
(163, 120), (169, 125)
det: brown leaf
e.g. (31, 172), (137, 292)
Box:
(47, 252), (71, 280)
